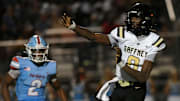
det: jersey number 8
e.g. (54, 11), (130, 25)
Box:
(127, 56), (140, 70)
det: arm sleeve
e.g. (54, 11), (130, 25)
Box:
(8, 69), (20, 79)
(48, 61), (57, 83)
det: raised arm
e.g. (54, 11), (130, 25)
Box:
(60, 13), (111, 45)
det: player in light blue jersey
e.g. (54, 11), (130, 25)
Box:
(1, 35), (67, 101)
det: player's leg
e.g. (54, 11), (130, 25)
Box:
(125, 83), (146, 101)
(96, 79), (118, 101)
(110, 88), (120, 101)
(110, 82), (127, 101)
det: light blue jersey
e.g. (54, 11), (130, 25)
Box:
(9, 56), (56, 101)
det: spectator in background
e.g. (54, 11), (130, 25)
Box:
(150, 72), (170, 101)
(96, 67), (114, 91)
(2, 5), (17, 39)
(0, 0), (129, 40)
(71, 67), (88, 101)
(169, 68), (180, 95)
(0, 74), (3, 101)
(96, 47), (120, 91)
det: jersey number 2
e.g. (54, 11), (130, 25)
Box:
(28, 80), (42, 96)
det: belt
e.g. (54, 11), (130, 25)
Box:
(117, 80), (134, 87)
(117, 80), (146, 88)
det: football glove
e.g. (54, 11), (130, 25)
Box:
(60, 13), (76, 30)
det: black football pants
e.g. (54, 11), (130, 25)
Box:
(110, 82), (146, 101)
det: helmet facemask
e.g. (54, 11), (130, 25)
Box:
(25, 35), (49, 63)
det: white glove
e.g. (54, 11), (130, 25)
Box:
(68, 20), (76, 30)
(60, 13), (76, 30)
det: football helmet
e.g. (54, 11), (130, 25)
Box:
(24, 35), (49, 63)
(125, 2), (154, 36)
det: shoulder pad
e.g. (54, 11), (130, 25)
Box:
(152, 35), (165, 48)
(10, 56), (20, 70)
(110, 26), (125, 39)
(150, 32), (166, 51)
(117, 26), (125, 39)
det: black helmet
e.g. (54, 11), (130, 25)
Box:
(125, 2), (154, 36)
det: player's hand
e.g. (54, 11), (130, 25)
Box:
(59, 13), (76, 30)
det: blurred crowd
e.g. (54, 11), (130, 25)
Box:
(0, 0), (129, 40)
(0, 0), (175, 40)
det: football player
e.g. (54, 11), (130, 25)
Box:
(60, 2), (166, 101)
(1, 35), (67, 101)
